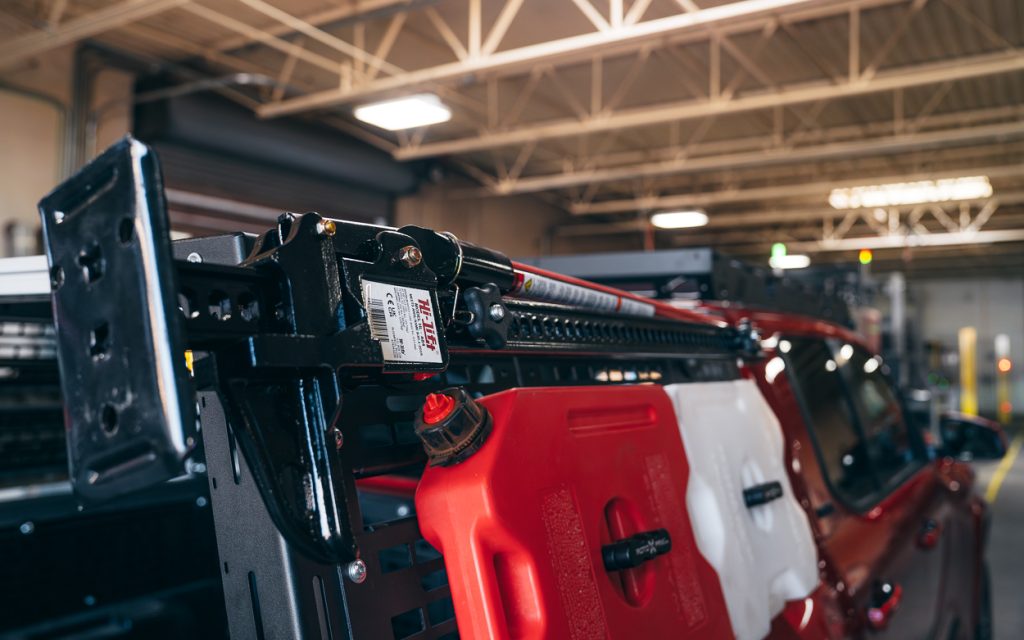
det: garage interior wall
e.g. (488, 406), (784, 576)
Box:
(1, 46), (74, 232)
(395, 180), (566, 258)
(912, 277), (1024, 415)
(0, 46), (132, 254)
(0, 85), (62, 230)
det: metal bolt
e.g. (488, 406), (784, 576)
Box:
(397, 245), (422, 268)
(396, 504), (410, 517)
(186, 252), (203, 263)
(19, 521), (34, 535)
(317, 219), (337, 236)
(50, 266), (64, 289)
(346, 559), (368, 584)
(332, 427), (344, 450)
(488, 303), (506, 322)
(196, 496), (208, 508)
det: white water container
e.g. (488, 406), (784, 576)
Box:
(663, 380), (818, 640)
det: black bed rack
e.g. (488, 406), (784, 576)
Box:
(8, 137), (761, 640)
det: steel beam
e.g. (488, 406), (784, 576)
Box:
(492, 120), (1024, 194)
(257, 0), (907, 118)
(232, 0), (401, 75)
(215, 0), (422, 54)
(0, 0), (189, 68)
(514, 102), (1023, 178)
(553, 194), (1024, 236)
(395, 50), (1024, 159)
(570, 164), (1024, 214)
(791, 228), (1024, 251)
(181, 4), (341, 74)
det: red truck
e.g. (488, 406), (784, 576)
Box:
(22, 138), (1004, 640)
(724, 309), (998, 639)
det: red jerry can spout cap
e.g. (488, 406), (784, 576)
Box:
(423, 392), (457, 424)
(415, 387), (492, 467)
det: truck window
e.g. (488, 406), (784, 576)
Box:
(839, 345), (920, 487)
(784, 337), (879, 506)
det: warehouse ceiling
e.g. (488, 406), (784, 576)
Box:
(1, 0), (1022, 270)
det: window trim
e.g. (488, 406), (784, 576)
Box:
(781, 336), (924, 515)
(834, 342), (927, 497)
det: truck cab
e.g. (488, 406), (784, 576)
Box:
(736, 309), (994, 639)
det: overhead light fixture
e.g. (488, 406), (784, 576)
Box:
(650, 210), (709, 229)
(354, 93), (451, 131)
(828, 175), (992, 209)
(769, 254), (811, 270)
(768, 242), (810, 269)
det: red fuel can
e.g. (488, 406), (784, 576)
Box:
(415, 385), (734, 640)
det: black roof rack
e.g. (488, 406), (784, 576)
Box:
(524, 248), (855, 328)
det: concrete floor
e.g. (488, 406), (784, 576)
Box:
(974, 429), (1024, 639)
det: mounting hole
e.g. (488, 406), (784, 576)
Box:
(118, 218), (134, 245)
(77, 243), (104, 284)
(49, 265), (64, 289)
(237, 292), (259, 322)
(100, 404), (118, 436)
(89, 322), (110, 359)
(208, 290), (232, 321)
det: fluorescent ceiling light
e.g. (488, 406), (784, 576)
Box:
(354, 94), (451, 131)
(650, 210), (709, 229)
(828, 176), (992, 209)
(769, 254), (811, 270)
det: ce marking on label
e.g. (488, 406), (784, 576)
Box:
(385, 291), (397, 318)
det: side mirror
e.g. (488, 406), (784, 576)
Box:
(940, 414), (1008, 461)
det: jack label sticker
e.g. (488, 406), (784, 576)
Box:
(362, 280), (443, 364)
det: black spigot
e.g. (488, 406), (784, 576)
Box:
(602, 529), (672, 572)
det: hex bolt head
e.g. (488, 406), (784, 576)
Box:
(49, 266), (64, 290)
(397, 245), (423, 268)
(186, 252), (203, 264)
(317, 219), (337, 236)
(488, 303), (506, 322)
(19, 521), (34, 535)
(346, 559), (368, 584)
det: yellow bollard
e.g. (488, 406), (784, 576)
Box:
(959, 327), (978, 417)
